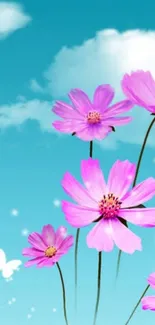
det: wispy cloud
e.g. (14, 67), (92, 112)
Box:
(0, 2), (31, 39)
(0, 99), (55, 132)
(29, 79), (46, 94)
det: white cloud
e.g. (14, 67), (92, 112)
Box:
(29, 79), (45, 94)
(0, 99), (56, 132)
(0, 2), (31, 39)
(33, 28), (155, 148)
(44, 29), (155, 98)
(16, 95), (26, 102)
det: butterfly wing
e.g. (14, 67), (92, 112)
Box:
(2, 260), (22, 279)
(0, 249), (6, 271)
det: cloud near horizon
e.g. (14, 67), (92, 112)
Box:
(0, 99), (55, 132)
(28, 28), (155, 148)
(0, 2), (31, 39)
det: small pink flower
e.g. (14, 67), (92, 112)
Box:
(61, 158), (155, 253)
(52, 85), (133, 141)
(141, 273), (155, 311)
(121, 70), (155, 113)
(22, 225), (74, 267)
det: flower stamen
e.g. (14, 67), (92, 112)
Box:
(45, 246), (57, 258)
(87, 111), (101, 124)
(99, 193), (122, 218)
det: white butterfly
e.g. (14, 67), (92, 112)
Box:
(0, 249), (22, 279)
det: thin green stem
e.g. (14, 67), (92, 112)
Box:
(90, 140), (93, 158)
(115, 117), (155, 282)
(115, 249), (122, 281)
(124, 284), (150, 325)
(56, 263), (69, 325)
(132, 117), (155, 187)
(74, 140), (93, 312)
(93, 252), (102, 325)
(74, 228), (80, 310)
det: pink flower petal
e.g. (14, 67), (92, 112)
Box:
(107, 160), (136, 199)
(122, 178), (155, 208)
(81, 158), (107, 201)
(52, 101), (83, 119)
(36, 257), (55, 268)
(52, 119), (85, 134)
(86, 219), (114, 252)
(28, 232), (47, 250)
(119, 208), (155, 227)
(69, 88), (93, 115)
(24, 256), (45, 267)
(55, 226), (68, 248)
(41, 224), (56, 247)
(121, 71), (155, 112)
(102, 116), (132, 126)
(148, 273), (155, 289)
(141, 296), (155, 311)
(22, 247), (44, 257)
(76, 124), (111, 141)
(109, 218), (142, 253)
(52, 254), (63, 264)
(61, 201), (99, 227)
(58, 235), (74, 253)
(93, 85), (114, 110)
(104, 99), (133, 117)
(61, 172), (98, 207)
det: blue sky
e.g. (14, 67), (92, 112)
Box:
(1, 0), (155, 325)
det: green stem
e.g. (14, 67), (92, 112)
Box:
(93, 252), (102, 325)
(124, 284), (150, 325)
(74, 228), (80, 310)
(90, 140), (93, 158)
(132, 117), (155, 187)
(115, 117), (155, 282)
(56, 263), (69, 325)
(74, 140), (93, 311)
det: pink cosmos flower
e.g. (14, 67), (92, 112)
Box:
(22, 224), (74, 267)
(61, 158), (155, 253)
(122, 70), (155, 113)
(52, 86), (133, 141)
(141, 273), (155, 311)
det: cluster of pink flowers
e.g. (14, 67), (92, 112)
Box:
(23, 70), (155, 323)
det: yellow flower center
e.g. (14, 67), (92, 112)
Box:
(87, 111), (101, 124)
(45, 246), (57, 258)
